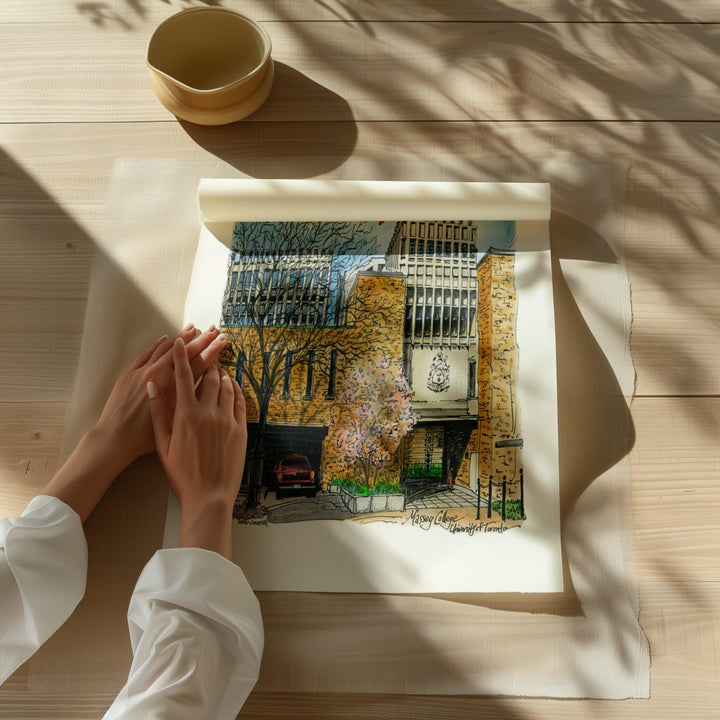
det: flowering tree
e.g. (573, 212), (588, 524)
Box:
(330, 355), (416, 491)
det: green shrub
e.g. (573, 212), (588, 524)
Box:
(491, 500), (526, 520)
(333, 476), (402, 496)
(403, 462), (443, 478)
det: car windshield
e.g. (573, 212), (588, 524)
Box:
(283, 456), (310, 468)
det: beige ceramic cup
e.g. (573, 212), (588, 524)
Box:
(147, 7), (273, 125)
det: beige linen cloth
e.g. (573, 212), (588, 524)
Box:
(29, 158), (649, 698)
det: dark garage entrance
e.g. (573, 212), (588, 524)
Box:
(246, 422), (329, 490)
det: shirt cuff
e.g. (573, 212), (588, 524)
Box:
(0, 495), (87, 683)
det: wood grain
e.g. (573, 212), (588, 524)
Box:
(1, 121), (718, 397)
(1, 22), (719, 122)
(0, 588), (718, 717)
(0, 1), (718, 716)
(4, 0), (720, 24)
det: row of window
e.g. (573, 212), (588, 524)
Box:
(400, 222), (473, 241)
(399, 239), (475, 258)
(408, 287), (477, 306)
(398, 263), (476, 281)
(229, 266), (331, 291)
(234, 347), (479, 398)
(404, 304), (477, 341)
(224, 306), (329, 327)
(235, 350), (338, 400)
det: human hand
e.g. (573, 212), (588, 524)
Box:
(148, 339), (247, 558)
(95, 325), (227, 470)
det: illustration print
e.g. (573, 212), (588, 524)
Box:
(218, 220), (525, 534)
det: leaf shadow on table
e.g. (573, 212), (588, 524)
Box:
(180, 62), (358, 178)
(0, 149), (529, 717)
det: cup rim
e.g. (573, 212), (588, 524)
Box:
(146, 7), (273, 94)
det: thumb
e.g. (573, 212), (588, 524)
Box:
(147, 381), (171, 459)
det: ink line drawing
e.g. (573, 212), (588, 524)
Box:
(218, 220), (525, 534)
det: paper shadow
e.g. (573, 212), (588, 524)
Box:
(180, 62), (358, 178)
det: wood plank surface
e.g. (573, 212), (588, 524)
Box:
(0, 576), (718, 719)
(4, 0), (720, 24)
(1, 22), (719, 122)
(1, 1), (718, 717)
(1, 121), (718, 397)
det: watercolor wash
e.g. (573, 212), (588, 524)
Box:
(218, 220), (525, 532)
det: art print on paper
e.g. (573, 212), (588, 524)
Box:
(217, 220), (526, 536)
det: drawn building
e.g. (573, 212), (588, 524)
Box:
(219, 220), (523, 509)
(383, 221), (482, 495)
(223, 252), (338, 328)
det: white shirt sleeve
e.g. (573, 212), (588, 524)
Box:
(0, 495), (88, 685)
(103, 547), (264, 720)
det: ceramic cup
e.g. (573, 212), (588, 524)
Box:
(147, 7), (273, 125)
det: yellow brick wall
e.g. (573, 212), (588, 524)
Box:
(220, 274), (407, 487)
(476, 252), (522, 499)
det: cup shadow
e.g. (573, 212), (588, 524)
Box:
(180, 62), (358, 179)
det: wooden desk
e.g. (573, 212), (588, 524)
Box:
(1, 2), (718, 717)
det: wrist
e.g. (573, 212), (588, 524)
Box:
(179, 493), (234, 559)
(86, 421), (135, 473)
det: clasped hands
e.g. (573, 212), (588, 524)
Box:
(44, 325), (247, 558)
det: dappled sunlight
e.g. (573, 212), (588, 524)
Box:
(2, 0), (717, 710)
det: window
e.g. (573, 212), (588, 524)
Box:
(451, 305), (460, 337)
(327, 349), (338, 398)
(468, 358), (477, 398)
(460, 306), (468, 337)
(404, 302), (413, 338)
(414, 307), (423, 338)
(231, 271), (238, 288)
(261, 352), (270, 392)
(426, 240), (434, 255)
(304, 351), (315, 399)
(433, 303), (441, 337)
(428, 224), (436, 239)
(282, 352), (293, 396)
(442, 304), (451, 336)
(235, 351), (246, 388)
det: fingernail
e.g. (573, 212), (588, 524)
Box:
(208, 324), (216, 332)
(183, 322), (194, 331)
(216, 333), (226, 343)
(158, 334), (168, 342)
(147, 381), (157, 399)
(174, 337), (184, 349)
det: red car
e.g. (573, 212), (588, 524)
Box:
(273, 455), (318, 499)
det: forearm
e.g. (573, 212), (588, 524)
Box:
(179, 495), (234, 560)
(43, 425), (130, 523)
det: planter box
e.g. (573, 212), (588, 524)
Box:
(379, 493), (406, 512)
(338, 486), (406, 514)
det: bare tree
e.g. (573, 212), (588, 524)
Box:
(221, 222), (400, 507)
